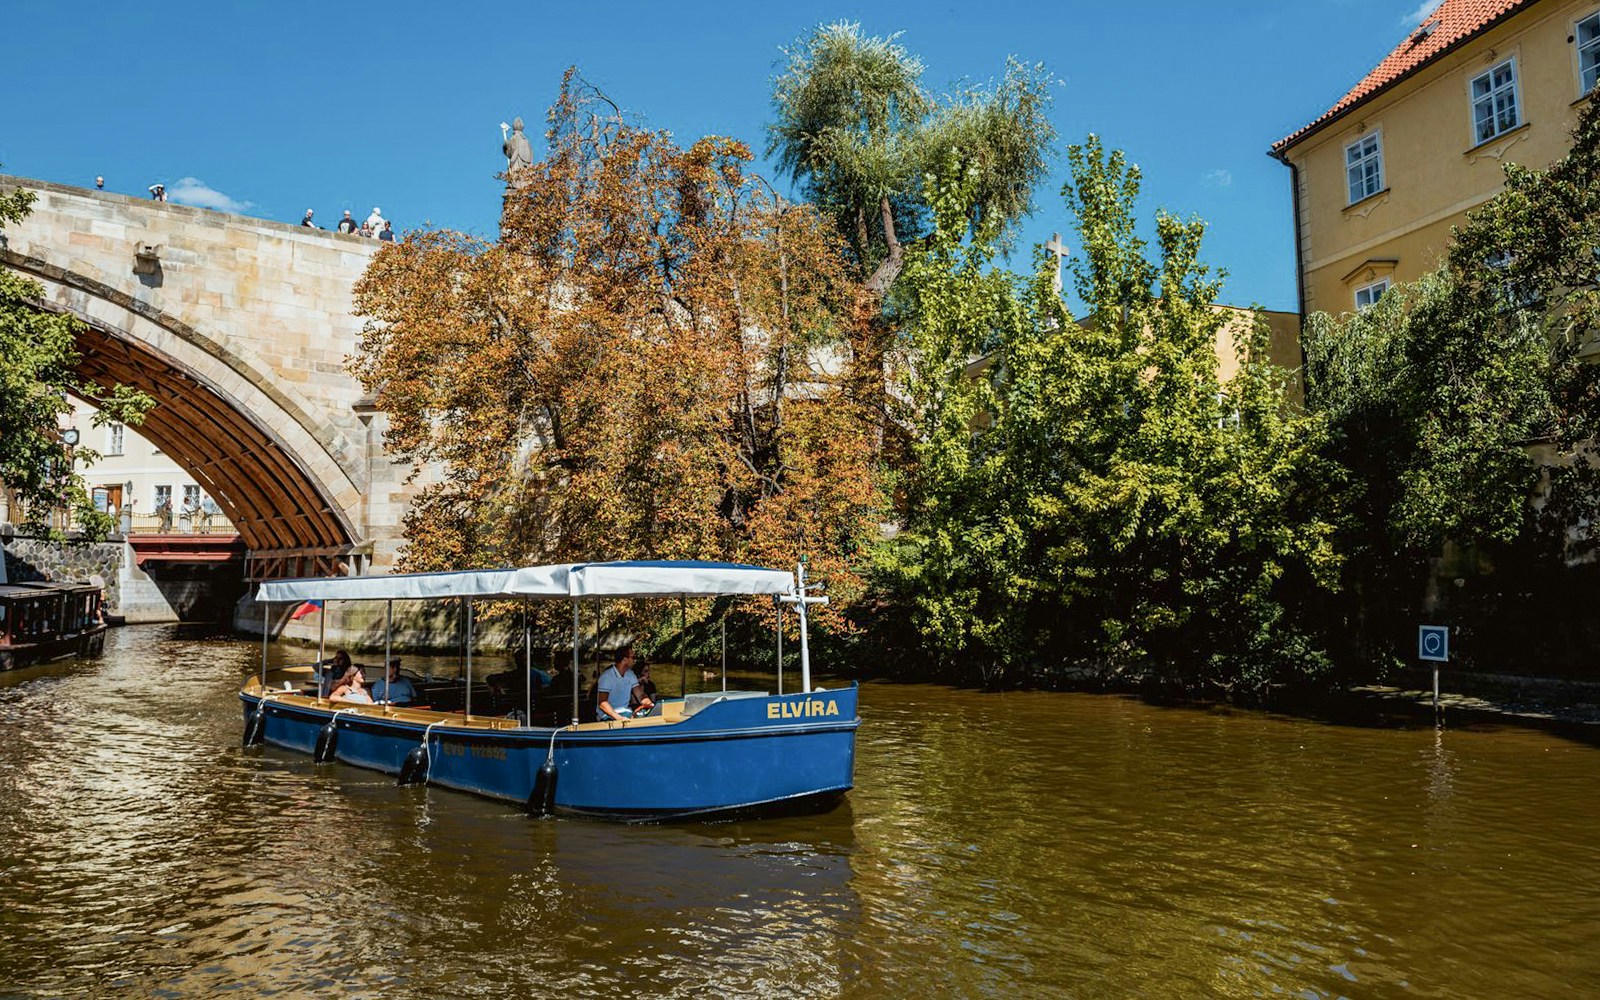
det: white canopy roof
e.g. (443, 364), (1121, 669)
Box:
(256, 560), (793, 603)
(566, 561), (794, 598)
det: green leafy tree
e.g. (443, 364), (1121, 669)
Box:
(0, 182), (153, 540)
(769, 22), (1055, 297)
(883, 140), (1342, 695)
(1303, 97), (1600, 667)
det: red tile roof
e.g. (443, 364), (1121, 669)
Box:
(1273, 0), (1538, 153)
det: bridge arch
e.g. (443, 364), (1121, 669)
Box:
(0, 178), (409, 579)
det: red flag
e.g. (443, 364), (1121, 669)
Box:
(290, 600), (322, 620)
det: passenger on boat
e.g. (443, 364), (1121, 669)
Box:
(328, 665), (373, 704)
(370, 659), (416, 705)
(314, 650), (353, 694)
(597, 645), (651, 722)
(631, 662), (657, 714)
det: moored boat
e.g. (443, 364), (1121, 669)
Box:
(0, 581), (108, 671)
(240, 560), (858, 821)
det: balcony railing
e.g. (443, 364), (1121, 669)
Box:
(0, 492), (236, 537)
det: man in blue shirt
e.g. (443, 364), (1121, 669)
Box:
(371, 659), (417, 705)
(596, 646), (651, 723)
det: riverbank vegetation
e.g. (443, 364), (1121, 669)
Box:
(351, 29), (1600, 698)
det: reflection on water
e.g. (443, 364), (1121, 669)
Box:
(1, 626), (1599, 997)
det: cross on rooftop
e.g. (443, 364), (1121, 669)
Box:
(1045, 232), (1070, 297)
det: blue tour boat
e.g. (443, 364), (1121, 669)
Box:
(239, 560), (858, 821)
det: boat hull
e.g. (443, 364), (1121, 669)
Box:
(241, 685), (859, 822)
(0, 626), (108, 671)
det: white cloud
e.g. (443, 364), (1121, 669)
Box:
(167, 177), (253, 213)
(1401, 0), (1438, 27)
(1203, 169), (1232, 188)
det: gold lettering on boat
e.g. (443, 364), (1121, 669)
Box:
(767, 699), (841, 719)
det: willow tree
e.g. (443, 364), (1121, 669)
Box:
(769, 23), (1055, 297)
(350, 72), (881, 636)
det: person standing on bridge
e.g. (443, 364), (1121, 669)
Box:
(378, 220), (395, 243)
(301, 209), (319, 229)
(337, 211), (357, 234)
(148, 183), (166, 202)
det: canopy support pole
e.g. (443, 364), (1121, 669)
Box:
(571, 599), (581, 726)
(384, 599), (392, 701)
(463, 596), (473, 721)
(797, 577), (812, 694)
(259, 600), (268, 688)
(776, 602), (783, 696)
(317, 606), (327, 699)
(721, 614), (727, 692)
(523, 596), (532, 726)
(679, 593), (687, 698)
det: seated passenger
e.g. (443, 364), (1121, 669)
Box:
(596, 645), (652, 723)
(370, 658), (416, 705)
(314, 650), (352, 695)
(328, 665), (373, 703)
(631, 661), (658, 715)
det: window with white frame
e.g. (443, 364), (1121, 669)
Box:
(1355, 278), (1390, 311)
(106, 423), (124, 456)
(1345, 132), (1383, 204)
(1580, 12), (1600, 96)
(1471, 59), (1520, 144)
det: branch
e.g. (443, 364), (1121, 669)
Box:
(865, 195), (903, 296)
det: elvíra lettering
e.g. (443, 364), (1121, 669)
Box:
(768, 699), (841, 719)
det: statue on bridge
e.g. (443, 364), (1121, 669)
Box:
(500, 117), (533, 186)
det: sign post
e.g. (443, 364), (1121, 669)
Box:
(1418, 624), (1449, 716)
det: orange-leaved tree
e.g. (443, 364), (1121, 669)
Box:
(350, 71), (881, 639)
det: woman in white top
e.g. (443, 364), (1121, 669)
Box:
(329, 666), (373, 704)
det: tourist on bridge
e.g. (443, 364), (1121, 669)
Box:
(301, 209), (319, 229)
(365, 206), (385, 232)
(95, 176), (104, 190)
(337, 210), (357, 234)
(147, 183), (166, 202)
(378, 220), (395, 243)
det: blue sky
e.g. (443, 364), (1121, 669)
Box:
(1, 1), (1440, 313)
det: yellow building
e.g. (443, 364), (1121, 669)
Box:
(1271, 0), (1600, 317)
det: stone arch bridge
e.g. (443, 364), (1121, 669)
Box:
(1, 176), (418, 583)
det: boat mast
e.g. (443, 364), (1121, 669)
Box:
(779, 562), (828, 694)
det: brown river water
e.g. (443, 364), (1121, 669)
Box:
(1, 624), (1598, 998)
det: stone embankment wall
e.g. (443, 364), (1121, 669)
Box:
(2, 533), (123, 608)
